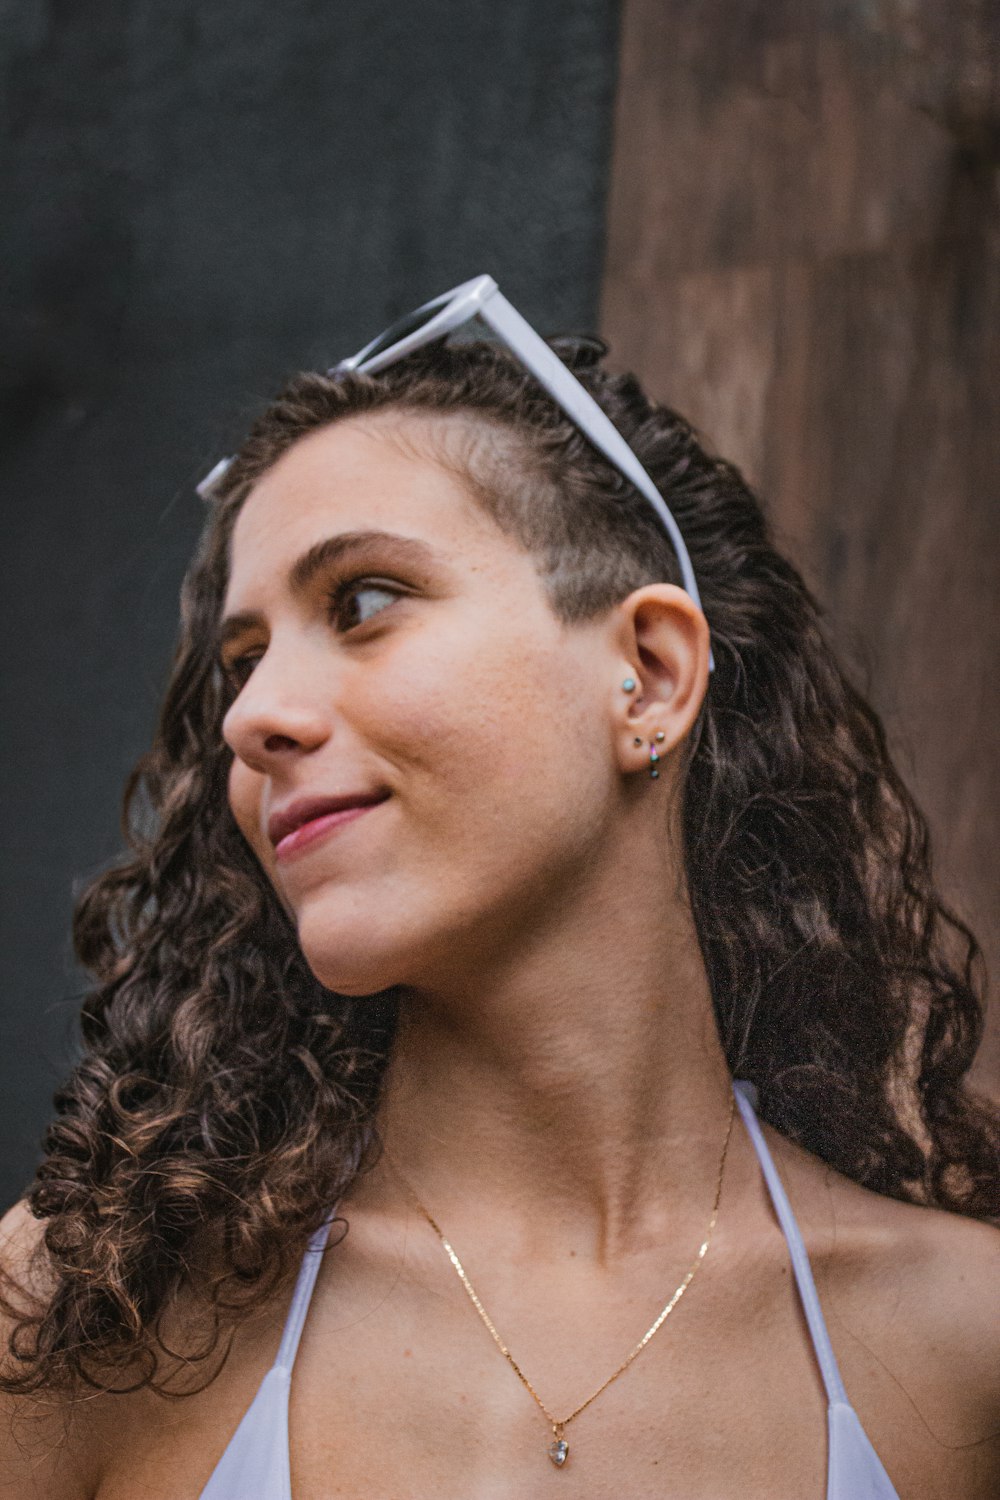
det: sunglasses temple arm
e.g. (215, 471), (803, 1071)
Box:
(480, 295), (713, 672)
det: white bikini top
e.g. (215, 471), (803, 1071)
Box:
(199, 1081), (901, 1499)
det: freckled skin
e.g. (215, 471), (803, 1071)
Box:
(222, 415), (663, 998)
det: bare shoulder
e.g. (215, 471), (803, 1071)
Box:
(800, 1145), (999, 1389)
(770, 1127), (1000, 1496)
(0, 1200), (50, 1291)
(0, 1200), (100, 1500)
(0, 1198), (306, 1500)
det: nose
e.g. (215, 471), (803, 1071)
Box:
(222, 648), (333, 772)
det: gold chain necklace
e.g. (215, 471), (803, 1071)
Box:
(384, 1091), (735, 1469)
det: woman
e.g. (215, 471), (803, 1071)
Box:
(1, 278), (998, 1499)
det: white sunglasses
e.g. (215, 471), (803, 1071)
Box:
(198, 273), (712, 669)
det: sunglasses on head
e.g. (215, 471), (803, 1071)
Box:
(197, 273), (712, 670)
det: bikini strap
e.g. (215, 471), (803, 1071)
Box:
(274, 1209), (340, 1373)
(732, 1080), (849, 1407)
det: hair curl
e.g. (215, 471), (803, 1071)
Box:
(3, 334), (998, 1397)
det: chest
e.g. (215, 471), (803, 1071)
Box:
(287, 1291), (834, 1499)
(92, 1244), (924, 1500)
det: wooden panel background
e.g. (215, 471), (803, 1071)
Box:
(601, 0), (1000, 1093)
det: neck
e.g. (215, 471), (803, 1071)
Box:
(349, 851), (735, 1267)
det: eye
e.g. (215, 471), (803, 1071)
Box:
(330, 577), (402, 631)
(219, 577), (403, 694)
(220, 653), (261, 693)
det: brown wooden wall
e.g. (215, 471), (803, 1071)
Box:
(601, 0), (1000, 1093)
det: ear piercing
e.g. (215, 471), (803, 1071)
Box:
(622, 680), (666, 779)
(648, 730), (666, 777)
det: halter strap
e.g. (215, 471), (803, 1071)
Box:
(275, 1211), (340, 1373)
(733, 1080), (849, 1407)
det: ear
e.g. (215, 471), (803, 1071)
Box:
(610, 584), (710, 778)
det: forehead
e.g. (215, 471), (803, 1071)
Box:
(225, 413), (508, 600)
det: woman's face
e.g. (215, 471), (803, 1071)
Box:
(220, 413), (625, 996)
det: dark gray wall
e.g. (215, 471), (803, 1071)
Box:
(0, 1), (620, 1207)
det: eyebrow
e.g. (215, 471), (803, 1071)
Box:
(217, 529), (439, 654)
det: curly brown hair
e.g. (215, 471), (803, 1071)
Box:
(3, 334), (998, 1398)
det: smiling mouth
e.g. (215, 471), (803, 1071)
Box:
(273, 796), (389, 862)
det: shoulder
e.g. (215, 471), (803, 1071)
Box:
(778, 1129), (1000, 1389)
(0, 1199), (55, 1367)
(858, 1188), (1000, 1416)
(0, 1201), (303, 1500)
(0, 1199), (49, 1284)
(0, 1200), (100, 1500)
(804, 1150), (999, 1377)
(769, 1130), (1000, 1495)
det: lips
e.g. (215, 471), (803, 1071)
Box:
(267, 791), (390, 849)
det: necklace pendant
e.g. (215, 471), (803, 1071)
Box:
(548, 1437), (569, 1467)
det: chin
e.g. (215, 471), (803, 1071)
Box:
(299, 941), (404, 997)
(309, 963), (401, 998)
(293, 906), (410, 996)
(288, 871), (491, 996)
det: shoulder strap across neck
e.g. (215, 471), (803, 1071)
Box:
(274, 1211), (339, 1373)
(732, 1080), (849, 1408)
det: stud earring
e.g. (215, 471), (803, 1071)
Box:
(621, 677), (636, 693)
(633, 736), (643, 746)
(649, 743), (660, 779)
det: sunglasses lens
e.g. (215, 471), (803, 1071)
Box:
(368, 301), (444, 353)
(331, 296), (454, 376)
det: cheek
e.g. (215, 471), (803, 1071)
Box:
(380, 631), (604, 867)
(381, 630), (549, 787)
